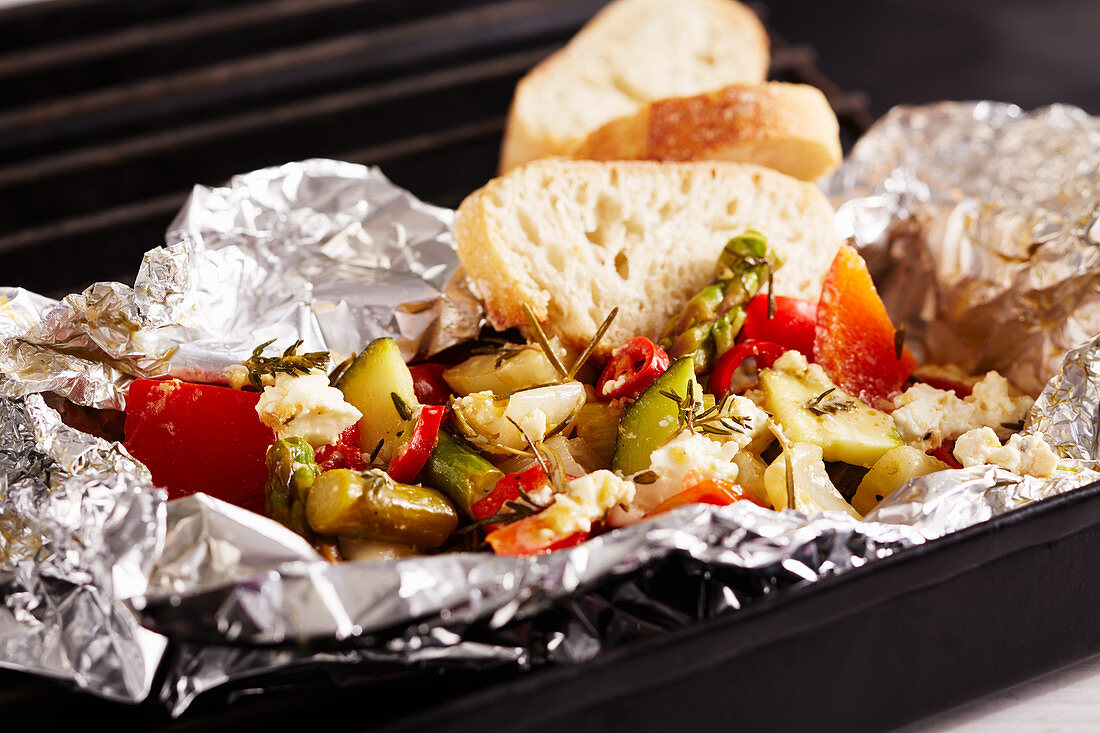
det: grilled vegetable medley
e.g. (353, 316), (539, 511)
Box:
(122, 234), (1059, 560)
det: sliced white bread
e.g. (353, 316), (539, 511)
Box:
(498, 0), (769, 173)
(455, 159), (841, 357)
(573, 82), (842, 181)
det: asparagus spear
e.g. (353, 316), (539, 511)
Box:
(420, 431), (505, 519)
(265, 437), (320, 540)
(305, 468), (458, 548)
(659, 231), (782, 374)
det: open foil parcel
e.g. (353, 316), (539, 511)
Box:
(1, 104), (1099, 714)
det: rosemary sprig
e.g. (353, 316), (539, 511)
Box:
(520, 303), (618, 383)
(522, 303), (569, 378)
(805, 387), (854, 416)
(243, 339), (330, 389)
(659, 386), (751, 439)
(566, 307), (618, 380)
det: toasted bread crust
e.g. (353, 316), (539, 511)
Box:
(498, 0), (770, 173)
(575, 83), (842, 180)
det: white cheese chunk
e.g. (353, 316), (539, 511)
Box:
(608, 429), (741, 526)
(256, 371), (362, 447)
(891, 371), (1032, 450)
(535, 470), (636, 541)
(953, 427), (1059, 478)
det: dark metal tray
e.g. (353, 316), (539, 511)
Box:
(5, 478), (1100, 731)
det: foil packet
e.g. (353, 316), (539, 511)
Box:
(2, 105), (1100, 715)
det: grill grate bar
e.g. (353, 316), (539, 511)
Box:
(0, 0), (872, 298)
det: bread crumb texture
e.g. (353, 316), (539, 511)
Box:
(455, 160), (841, 357)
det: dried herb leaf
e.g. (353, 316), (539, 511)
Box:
(243, 339), (330, 389)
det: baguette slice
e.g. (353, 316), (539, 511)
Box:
(456, 159), (841, 357)
(574, 82), (842, 181)
(499, 0), (768, 173)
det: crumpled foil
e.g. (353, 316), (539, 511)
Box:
(824, 101), (1100, 396)
(1, 102), (1100, 716)
(0, 159), (481, 411)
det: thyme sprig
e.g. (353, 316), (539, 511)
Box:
(243, 339), (330, 389)
(805, 387), (854, 416)
(659, 386), (751, 439)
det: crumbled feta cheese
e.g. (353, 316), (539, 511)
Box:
(452, 383), (585, 452)
(255, 371), (362, 447)
(535, 471), (636, 541)
(773, 349), (811, 374)
(720, 394), (772, 451)
(608, 429), (741, 526)
(891, 371), (1032, 450)
(953, 427), (1059, 477)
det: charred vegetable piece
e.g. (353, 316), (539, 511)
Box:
(124, 379), (275, 511)
(420, 431), (506, 519)
(336, 338), (418, 461)
(443, 345), (562, 396)
(265, 437), (320, 539)
(759, 355), (902, 468)
(814, 245), (916, 405)
(660, 232), (779, 374)
(305, 468), (458, 547)
(611, 356), (696, 476)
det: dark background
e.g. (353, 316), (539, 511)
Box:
(764, 0), (1100, 118)
(2, 0), (1098, 298)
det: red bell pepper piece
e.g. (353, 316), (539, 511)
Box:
(597, 337), (671, 400)
(315, 424), (366, 472)
(739, 294), (817, 358)
(646, 473), (767, 517)
(929, 439), (963, 470)
(408, 363), (452, 406)
(123, 379), (275, 512)
(387, 404), (446, 483)
(813, 245), (916, 406)
(484, 514), (588, 556)
(709, 339), (787, 399)
(472, 465), (552, 530)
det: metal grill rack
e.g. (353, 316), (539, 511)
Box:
(0, 0), (871, 298)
